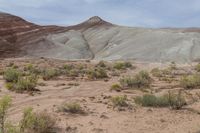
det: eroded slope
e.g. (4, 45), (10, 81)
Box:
(1, 12), (200, 62)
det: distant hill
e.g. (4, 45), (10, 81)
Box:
(1, 12), (200, 62)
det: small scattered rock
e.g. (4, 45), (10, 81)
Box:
(66, 126), (78, 133)
(89, 121), (94, 125)
(147, 108), (153, 112)
(62, 86), (71, 90)
(54, 83), (66, 87)
(160, 119), (166, 123)
(100, 114), (109, 119)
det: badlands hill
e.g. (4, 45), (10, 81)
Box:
(1, 12), (200, 62)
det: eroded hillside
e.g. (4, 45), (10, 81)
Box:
(1, 12), (200, 62)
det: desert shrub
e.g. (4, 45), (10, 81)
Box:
(169, 62), (177, 70)
(195, 64), (200, 72)
(110, 84), (121, 91)
(110, 70), (120, 76)
(3, 68), (22, 83)
(14, 75), (38, 92)
(7, 62), (14, 67)
(20, 108), (36, 132)
(96, 61), (107, 68)
(68, 82), (80, 86)
(135, 92), (186, 109)
(6, 62), (18, 69)
(134, 71), (151, 88)
(111, 95), (128, 107)
(37, 82), (46, 87)
(6, 74), (38, 92)
(61, 64), (74, 74)
(24, 64), (34, 72)
(76, 64), (85, 70)
(68, 70), (79, 77)
(5, 123), (20, 133)
(151, 67), (177, 83)
(0, 69), (4, 75)
(60, 103), (83, 114)
(161, 68), (172, 75)
(161, 77), (174, 83)
(63, 64), (74, 71)
(24, 64), (41, 75)
(0, 95), (12, 133)
(113, 62), (124, 70)
(120, 76), (135, 88)
(87, 68), (108, 79)
(151, 68), (163, 77)
(5, 82), (14, 90)
(135, 94), (169, 107)
(180, 75), (200, 89)
(42, 69), (59, 80)
(168, 91), (186, 110)
(113, 62), (132, 70)
(120, 71), (151, 89)
(20, 107), (55, 133)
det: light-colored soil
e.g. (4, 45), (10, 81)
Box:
(0, 58), (200, 133)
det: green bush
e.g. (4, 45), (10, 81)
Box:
(168, 91), (186, 110)
(68, 70), (79, 77)
(5, 83), (14, 90)
(132, 71), (151, 88)
(6, 74), (38, 92)
(5, 123), (20, 133)
(7, 62), (14, 67)
(24, 64), (41, 75)
(0, 69), (4, 75)
(135, 94), (169, 107)
(110, 84), (121, 91)
(68, 82), (80, 86)
(120, 71), (151, 89)
(76, 64), (85, 70)
(0, 95), (12, 133)
(113, 62), (132, 70)
(180, 75), (200, 89)
(96, 61), (107, 68)
(169, 62), (177, 70)
(60, 103), (83, 114)
(111, 95), (128, 107)
(20, 108), (55, 133)
(3, 68), (22, 83)
(135, 92), (186, 109)
(61, 64), (74, 74)
(119, 76), (135, 88)
(63, 64), (74, 70)
(151, 68), (163, 77)
(161, 68), (172, 75)
(15, 75), (38, 92)
(42, 69), (59, 80)
(0, 97), (56, 133)
(24, 64), (34, 71)
(195, 64), (200, 72)
(87, 68), (108, 79)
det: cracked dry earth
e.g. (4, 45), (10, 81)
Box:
(0, 58), (200, 133)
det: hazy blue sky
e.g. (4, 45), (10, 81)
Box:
(0, 0), (200, 27)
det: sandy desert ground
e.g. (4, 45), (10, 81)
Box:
(0, 58), (200, 133)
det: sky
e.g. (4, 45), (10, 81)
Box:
(0, 0), (200, 28)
